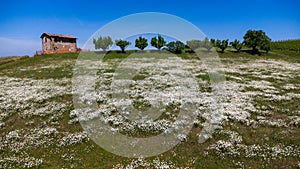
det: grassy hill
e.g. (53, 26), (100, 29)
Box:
(271, 39), (300, 51)
(270, 39), (300, 57)
(0, 45), (299, 168)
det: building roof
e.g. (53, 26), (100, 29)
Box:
(40, 32), (77, 39)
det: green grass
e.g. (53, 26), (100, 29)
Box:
(0, 56), (29, 66)
(1, 45), (300, 168)
(0, 53), (78, 79)
(102, 50), (134, 61)
(271, 39), (300, 52)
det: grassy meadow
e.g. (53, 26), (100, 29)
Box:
(0, 41), (300, 168)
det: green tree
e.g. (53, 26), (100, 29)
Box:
(230, 39), (243, 52)
(216, 39), (229, 53)
(186, 40), (202, 51)
(166, 41), (185, 54)
(210, 38), (216, 47)
(135, 36), (148, 50)
(203, 37), (213, 52)
(260, 39), (271, 53)
(151, 35), (166, 50)
(243, 29), (271, 54)
(115, 39), (131, 53)
(93, 36), (113, 52)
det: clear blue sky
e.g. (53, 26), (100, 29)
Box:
(0, 0), (299, 56)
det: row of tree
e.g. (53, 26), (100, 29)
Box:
(93, 29), (271, 54)
(93, 35), (168, 53)
(188, 30), (271, 54)
(93, 35), (203, 54)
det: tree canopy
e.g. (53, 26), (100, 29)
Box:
(203, 37), (213, 52)
(216, 39), (229, 53)
(230, 39), (243, 52)
(151, 35), (166, 50)
(93, 36), (113, 51)
(135, 36), (148, 50)
(243, 30), (271, 54)
(166, 41), (185, 54)
(186, 40), (202, 51)
(115, 39), (131, 53)
(210, 38), (216, 47)
(260, 40), (271, 53)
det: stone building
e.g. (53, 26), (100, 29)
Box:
(40, 32), (77, 54)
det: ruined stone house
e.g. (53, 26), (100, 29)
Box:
(40, 32), (77, 54)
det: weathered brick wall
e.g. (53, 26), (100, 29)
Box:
(41, 36), (77, 54)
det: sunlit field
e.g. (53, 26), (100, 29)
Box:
(0, 43), (299, 168)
